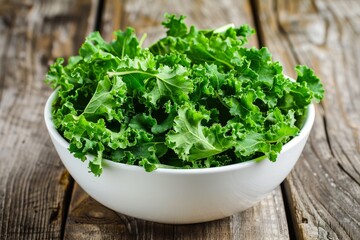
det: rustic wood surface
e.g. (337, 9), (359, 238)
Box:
(64, 1), (290, 239)
(0, 0), (98, 239)
(0, 0), (358, 239)
(256, 0), (360, 239)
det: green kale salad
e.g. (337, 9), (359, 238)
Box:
(46, 14), (324, 176)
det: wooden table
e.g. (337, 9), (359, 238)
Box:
(1, 0), (359, 239)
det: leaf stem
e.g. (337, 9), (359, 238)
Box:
(216, 92), (229, 109)
(108, 70), (156, 78)
(139, 33), (147, 48)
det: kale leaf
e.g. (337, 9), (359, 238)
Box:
(45, 14), (324, 175)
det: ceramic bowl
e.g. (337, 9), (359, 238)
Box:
(44, 91), (315, 224)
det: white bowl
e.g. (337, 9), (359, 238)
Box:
(44, 91), (315, 224)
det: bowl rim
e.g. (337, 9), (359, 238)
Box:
(44, 90), (315, 175)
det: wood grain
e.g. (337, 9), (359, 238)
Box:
(99, 0), (258, 46)
(5, 0), (357, 239)
(63, 0), (290, 239)
(65, 185), (290, 240)
(0, 0), (98, 239)
(255, 0), (360, 239)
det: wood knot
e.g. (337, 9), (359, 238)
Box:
(88, 210), (105, 219)
(302, 217), (308, 224)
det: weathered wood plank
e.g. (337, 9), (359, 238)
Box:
(64, 0), (290, 239)
(99, 0), (258, 46)
(229, 189), (290, 240)
(64, 185), (175, 240)
(256, 0), (360, 239)
(65, 185), (290, 240)
(0, 0), (98, 239)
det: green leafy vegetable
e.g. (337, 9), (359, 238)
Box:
(45, 14), (324, 176)
(166, 104), (235, 161)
